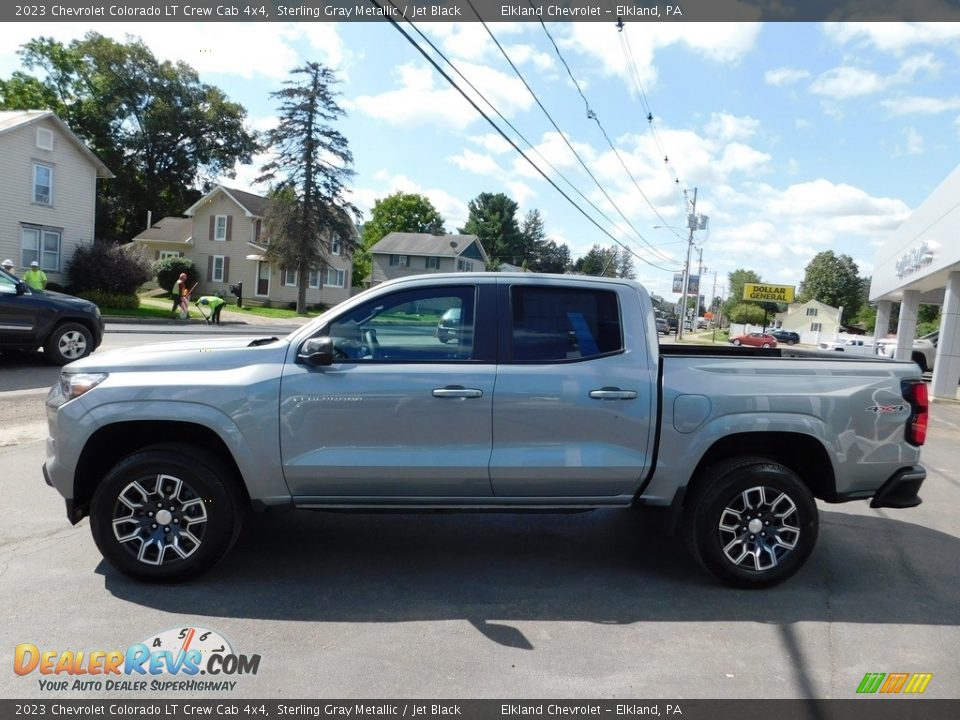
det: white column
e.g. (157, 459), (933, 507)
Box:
(894, 290), (920, 362)
(874, 300), (892, 343)
(931, 272), (960, 400)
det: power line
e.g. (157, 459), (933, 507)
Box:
(368, 0), (681, 273)
(467, 0), (679, 267)
(389, 13), (675, 271)
(533, 10), (686, 246)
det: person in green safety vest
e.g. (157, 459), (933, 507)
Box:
(23, 261), (47, 290)
(196, 295), (226, 325)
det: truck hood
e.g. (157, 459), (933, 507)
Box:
(65, 335), (289, 373)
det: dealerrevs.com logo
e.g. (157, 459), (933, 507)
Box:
(14, 626), (260, 692)
(857, 672), (933, 695)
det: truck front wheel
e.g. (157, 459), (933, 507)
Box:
(683, 457), (818, 588)
(89, 444), (244, 582)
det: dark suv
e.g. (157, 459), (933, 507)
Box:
(0, 268), (104, 364)
(770, 329), (801, 345)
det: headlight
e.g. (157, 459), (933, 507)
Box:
(60, 372), (109, 401)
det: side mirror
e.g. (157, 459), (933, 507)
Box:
(297, 336), (334, 366)
(15, 281), (28, 296)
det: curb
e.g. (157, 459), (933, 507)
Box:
(101, 316), (246, 326)
(0, 387), (49, 401)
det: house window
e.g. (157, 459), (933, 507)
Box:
(284, 269), (297, 286)
(810, 323), (822, 332)
(21, 225), (61, 271)
(806, 308), (818, 317)
(457, 259), (474, 272)
(426, 256), (440, 269)
(33, 164), (52, 205)
(212, 255), (225, 282)
(389, 254), (408, 267)
(159, 251), (180, 261)
(308, 270), (320, 289)
(36, 128), (54, 151)
(214, 215), (228, 241)
(326, 268), (345, 288)
(253, 219), (262, 244)
(331, 235), (342, 255)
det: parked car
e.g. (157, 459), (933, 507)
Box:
(44, 273), (927, 588)
(819, 338), (876, 356)
(875, 331), (937, 372)
(0, 267), (104, 365)
(770, 330), (801, 345)
(730, 332), (778, 348)
(655, 318), (669, 335)
(435, 306), (461, 343)
(666, 318), (678, 333)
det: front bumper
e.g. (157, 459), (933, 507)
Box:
(870, 465), (926, 509)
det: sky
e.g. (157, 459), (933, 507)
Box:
(2, 19), (960, 303)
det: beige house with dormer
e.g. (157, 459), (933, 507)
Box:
(0, 110), (113, 284)
(132, 185), (354, 308)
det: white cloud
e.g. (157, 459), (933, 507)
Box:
(347, 172), (470, 230)
(718, 143), (772, 175)
(809, 53), (940, 100)
(764, 67), (811, 86)
(794, 118), (811, 129)
(705, 112), (760, 142)
(353, 61), (532, 130)
(467, 133), (513, 154)
(823, 22), (960, 54)
(881, 95), (960, 115)
(905, 127), (924, 155)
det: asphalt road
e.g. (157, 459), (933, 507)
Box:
(0, 329), (958, 701)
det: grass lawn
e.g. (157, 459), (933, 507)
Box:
(224, 304), (323, 320)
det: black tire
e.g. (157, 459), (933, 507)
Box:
(732, 339), (742, 346)
(683, 457), (818, 588)
(761, 343), (771, 348)
(90, 444), (245, 582)
(44, 322), (93, 365)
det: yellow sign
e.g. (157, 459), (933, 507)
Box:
(743, 283), (795, 303)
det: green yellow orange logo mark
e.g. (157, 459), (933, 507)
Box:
(857, 672), (933, 694)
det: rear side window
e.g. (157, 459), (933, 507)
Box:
(509, 286), (622, 362)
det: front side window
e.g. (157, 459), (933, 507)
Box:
(323, 286), (476, 363)
(21, 226), (60, 271)
(33, 164), (52, 205)
(509, 286), (622, 362)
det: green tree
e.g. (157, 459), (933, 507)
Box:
(728, 302), (766, 325)
(518, 209), (572, 273)
(798, 251), (865, 318)
(258, 62), (359, 314)
(459, 192), (524, 267)
(3, 33), (258, 243)
(723, 268), (783, 324)
(353, 192), (445, 286)
(574, 245), (618, 277)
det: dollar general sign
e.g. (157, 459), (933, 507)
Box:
(743, 283), (795, 303)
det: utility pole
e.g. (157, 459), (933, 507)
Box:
(710, 270), (718, 343)
(678, 188), (697, 341)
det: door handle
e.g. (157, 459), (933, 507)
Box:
(589, 388), (638, 400)
(433, 386), (484, 399)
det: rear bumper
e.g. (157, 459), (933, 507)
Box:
(870, 466), (926, 509)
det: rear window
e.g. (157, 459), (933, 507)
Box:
(509, 286), (622, 362)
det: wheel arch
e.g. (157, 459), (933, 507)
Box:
(683, 431), (837, 505)
(73, 421), (250, 520)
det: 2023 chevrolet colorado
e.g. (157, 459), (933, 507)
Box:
(43, 274), (928, 587)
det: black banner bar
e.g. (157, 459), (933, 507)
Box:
(4, 0), (960, 23)
(3, 700), (959, 720)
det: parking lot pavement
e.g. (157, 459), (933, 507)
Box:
(1, 402), (958, 700)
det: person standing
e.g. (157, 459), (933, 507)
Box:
(171, 273), (188, 318)
(23, 261), (47, 290)
(1, 259), (17, 278)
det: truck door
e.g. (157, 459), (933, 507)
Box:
(279, 283), (497, 498)
(490, 282), (656, 498)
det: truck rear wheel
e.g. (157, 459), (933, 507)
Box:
(90, 444), (244, 582)
(683, 457), (818, 588)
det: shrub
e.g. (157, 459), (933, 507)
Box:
(154, 257), (199, 296)
(75, 290), (140, 309)
(68, 241), (153, 295)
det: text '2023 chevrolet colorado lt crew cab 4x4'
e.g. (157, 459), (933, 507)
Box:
(43, 274), (928, 587)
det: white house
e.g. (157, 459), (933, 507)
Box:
(774, 299), (842, 345)
(368, 232), (488, 286)
(0, 110), (113, 284)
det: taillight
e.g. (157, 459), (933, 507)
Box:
(902, 380), (928, 446)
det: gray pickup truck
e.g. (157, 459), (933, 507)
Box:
(43, 273), (928, 587)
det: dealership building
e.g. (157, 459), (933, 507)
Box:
(870, 163), (960, 400)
